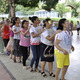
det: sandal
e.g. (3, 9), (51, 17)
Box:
(49, 73), (55, 77)
(30, 69), (34, 72)
(35, 69), (41, 73)
(41, 72), (47, 77)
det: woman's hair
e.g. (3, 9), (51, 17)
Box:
(21, 20), (28, 28)
(57, 18), (66, 30)
(11, 17), (15, 23)
(13, 17), (19, 25)
(43, 18), (51, 27)
(77, 21), (79, 24)
(29, 16), (38, 23)
(71, 20), (73, 23)
(6, 19), (10, 22)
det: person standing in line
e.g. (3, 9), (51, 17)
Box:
(1, 17), (5, 24)
(0, 19), (10, 50)
(12, 17), (21, 63)
(29, 16), (44, 72)
(19, 20), (30, 70)
(70, 21), (74, 36)
(41, 18), (59, 77)
(76, 21), (80, 35)
(6, 17), (15, 59)
(54, 18), (74, 80)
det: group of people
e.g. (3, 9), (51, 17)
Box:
(0, 16), (74, 80)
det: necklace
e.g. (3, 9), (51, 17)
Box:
(65, 31), (69, 39)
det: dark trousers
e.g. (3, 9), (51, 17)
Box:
(30, 45), (41, 69)
(3, 39), (9, 47)
(20, 46), (28, 66)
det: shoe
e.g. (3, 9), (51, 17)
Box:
(6, 50), (11, 56)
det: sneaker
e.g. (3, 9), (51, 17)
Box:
(6, 50), (11, 56)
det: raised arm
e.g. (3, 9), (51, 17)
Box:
(31, 29), (45, 38)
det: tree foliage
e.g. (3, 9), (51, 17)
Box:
(15, 0), (58, 11)
(0, 0), (58, 17)
(0, 0), (8, 13)
(15, 0), (39, 8)
(66, 0), (80, 17)
(41, 0), (58, 11)
(55, 3), (70, 17)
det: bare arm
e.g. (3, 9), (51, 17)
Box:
(21, 28), (29, 36)
(13, 29), (20, 34)
(46, 30), (61, 41)
(0, 24), (4, 32)
(31, 29), (45, 38)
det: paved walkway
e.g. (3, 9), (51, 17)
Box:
(0, 31), (80, 80)
(0, 60), (13, 80)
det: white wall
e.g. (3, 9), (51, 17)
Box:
(63, 12), (71, 18)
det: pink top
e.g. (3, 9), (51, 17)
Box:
(19, 28), (30, 47)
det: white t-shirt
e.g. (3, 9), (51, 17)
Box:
(41, 27), (56, 46)
(77, 23), (80, 28)
(12, 25), (21, 40)
(55, 31), (72, 53)
(30, 25), (43, 45)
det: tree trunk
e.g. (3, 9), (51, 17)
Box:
(9, 0), (15, 18)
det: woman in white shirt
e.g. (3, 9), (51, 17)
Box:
(55, 18), (74, 80)
(41, 18), (58, 77)
(29, 16), (44, 72)
(12, 17), (21, 63)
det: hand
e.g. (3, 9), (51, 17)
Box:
(63, 50), (68, 55)
(71, 46), (74, 51)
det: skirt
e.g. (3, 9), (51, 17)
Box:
(41, 43), (54, 62)
(13, 39), (22, 57)
(6, 37), (14, 50)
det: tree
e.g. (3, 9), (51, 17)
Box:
(8, 0), (15, 18)
(55, 3), (70, 18)
(66, 0), (80, 17)
(70, 2), (80, 17)
(0, 0), (8, 13)
(41, 0), (58, 11)
(9, 0), (58, 17)
(0, 0), (58, 17)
